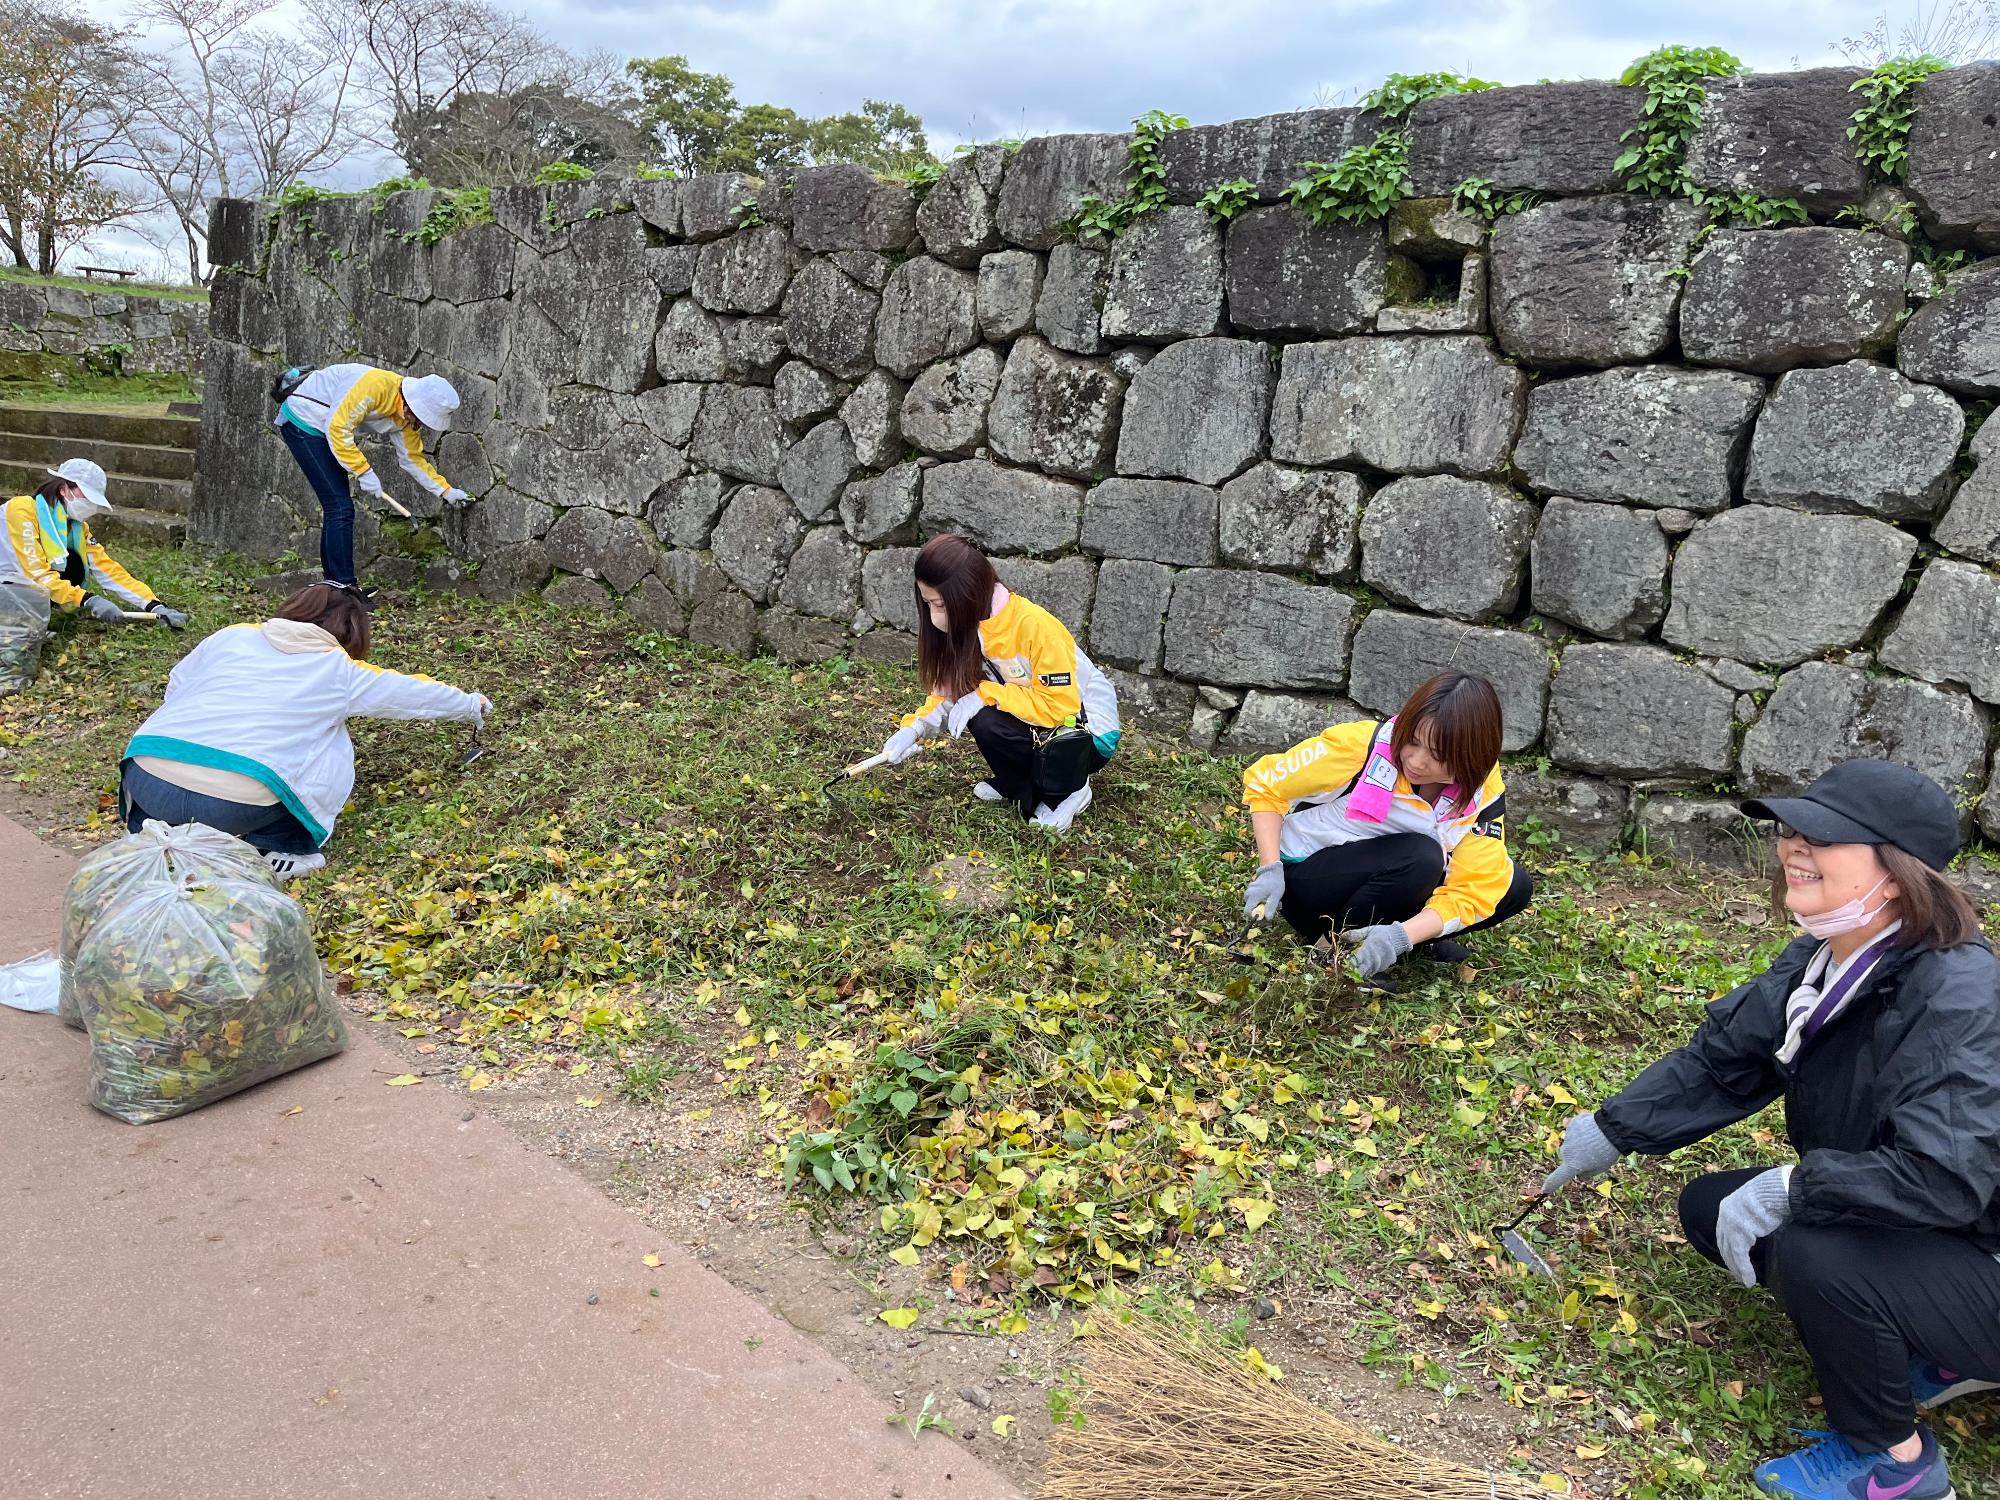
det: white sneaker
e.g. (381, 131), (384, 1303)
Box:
(972, 781), (1005, 803)
(1032, 781), (1092, 832)
(263, 850), (327, 880)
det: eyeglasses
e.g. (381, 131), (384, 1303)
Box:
(1775, 823), (1833, 849)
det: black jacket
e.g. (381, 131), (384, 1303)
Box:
(1596, 935), (2000, 1253)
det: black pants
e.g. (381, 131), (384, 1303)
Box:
(966, 706), (1110, 820)
(1278, 831), (1533, 941)
(1680, 1168), (2000, 1450)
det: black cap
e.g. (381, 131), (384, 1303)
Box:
(1741, 759), (1960, 870)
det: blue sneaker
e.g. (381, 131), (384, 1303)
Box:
(1911, 1359), (2000, 1412)
(1753, 1428), (1955, 1499)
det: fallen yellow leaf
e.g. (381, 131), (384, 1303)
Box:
(878, 1307), (920, 1329)
(576, 1095), (602, 1108)
(643, 1252), (662, 1268)
(384, 1074), (422, 1086)
(991, 1414), (1016, 1437)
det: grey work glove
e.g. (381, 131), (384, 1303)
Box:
(148, 601), (188, 631)
(356, 469), (383, 496)
(1716, 1166), (1793, 1288)
(946, 689), (985, 738)
(1542, 1111), (1621, 1195)
(442, 487), (471, 508)
(1243, 861), (1286, 921)
(1347, 922), (1412, 978)
(80, 594), (124, 623)
(881, 722), (922, 765)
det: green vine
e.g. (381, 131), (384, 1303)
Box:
(1700, 190), (1807, 227)
(1849, 55), (1948, 181)
(734, 196), (765, 228)
(1451, 177), (1539, 223)
(1197, 178), (1259, 224)
(1360, 71), (1496, 122)
(402, 186), (493, 246)
(1070, 108), (1188, 241)
(366, 174), (431, 211)
(532, 161), (596, 186)
(1614, 45), (1745, 197)
(1283, 131), (1410, 226)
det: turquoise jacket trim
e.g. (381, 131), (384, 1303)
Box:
(122, 734), (330, 846)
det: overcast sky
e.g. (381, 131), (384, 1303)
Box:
(75, 0), (1942, 276)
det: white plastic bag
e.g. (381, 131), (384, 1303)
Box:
(0, 951), (62, 1013)
(0, 580), (49, 695)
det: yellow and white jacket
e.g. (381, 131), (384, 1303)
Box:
(1243, 719), (1513, 932)
(903, 590), (1121, 754)
(124, 620), (483, 846)
(275, 363), (453, 496)
(0, 494), (156, 611)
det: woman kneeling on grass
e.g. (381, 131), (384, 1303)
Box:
(1238, 671), (1531, 985)
(1542, 759), (2000, 1500)
(878, 534), (1119, 831)
(119, 583), (489, 880)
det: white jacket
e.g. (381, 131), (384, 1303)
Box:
(124, 620), (483, 845)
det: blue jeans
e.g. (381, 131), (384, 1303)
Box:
(121, 760), (319, 854)
(277, 420), (356, 586)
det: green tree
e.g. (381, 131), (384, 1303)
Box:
(719, 101), (811, 178)
(807, 99), (929, 174)
(624, 53), (738, 176)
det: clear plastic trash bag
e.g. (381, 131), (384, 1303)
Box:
(0, 580), (50, 695)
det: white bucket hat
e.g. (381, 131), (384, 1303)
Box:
(47, 458), (111, 518)
(400, 373), (459, 431)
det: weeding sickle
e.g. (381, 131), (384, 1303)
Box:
(1494, 1196), (1555, 1279)
(819, 742), (924, 795)
(1229, 901), (1269, 962)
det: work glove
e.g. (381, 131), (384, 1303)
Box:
(881, 722), (922, 765)
(946, 689), (985, 739)
(471, 694), (492, 725)
(1715, 1167), (1792, 1288)
(148, 601), (188, 631)
(1242, 861), (1285, 921)
(1542, 1112), (1621, 1195)
(442, 487), (471, 508)
(1347, 922), (1412, 978)
(356, 469), (383, 497)
(80, 594), (124, 624)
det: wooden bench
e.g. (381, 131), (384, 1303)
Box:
(77, 265), (137, 283)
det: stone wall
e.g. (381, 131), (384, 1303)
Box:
(193, 63), (2000, 861)
(0, 280), (208, 386)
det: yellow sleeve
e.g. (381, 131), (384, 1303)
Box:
(5, 499), (82, 610)
(393, 419), (451, 496)
(900, 693), (947, 730)
(325, 367), (403, 478)
(1426, 770), (1514, 932)
(976, 608), (1083, 727)
(83, 532), (155, 606)
(1242, 719), (1374, 814)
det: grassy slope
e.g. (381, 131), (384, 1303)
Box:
(0, 265), (208, 303)
(4, 541), (1994, 1499)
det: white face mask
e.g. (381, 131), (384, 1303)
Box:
(1794, 873), (1892, 939)
(60, 488), (108, 521)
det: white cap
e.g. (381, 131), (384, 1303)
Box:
(47, 458), (111, 517)
(401, 373), (459, 431)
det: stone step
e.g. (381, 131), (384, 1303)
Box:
(0, 404), (198, 450)
(91, 509), (186, 548)
(0, 428), (193, 482)
(0, 460), (191, 514)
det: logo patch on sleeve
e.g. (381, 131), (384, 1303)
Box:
(1039, 672), (1072, 687)
(1473, 816), (1504, 840)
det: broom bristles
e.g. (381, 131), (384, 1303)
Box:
(1041, 1313), (1547, 1500)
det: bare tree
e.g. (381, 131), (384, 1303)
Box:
(1836, 1), (2000, 62)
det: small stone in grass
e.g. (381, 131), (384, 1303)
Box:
(959, 1384), (993, 1410)
(1256, 1296), (1278, 1320)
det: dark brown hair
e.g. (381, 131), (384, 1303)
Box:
(913, 533), (997, 699)
(34, 478), (70, 504)
(1391, 672), (1504, 799)
(1768, 842), (1983, 952)
(273, 583), (371, 660)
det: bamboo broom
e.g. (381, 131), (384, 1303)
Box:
(1042, 1313), (1548, 1500)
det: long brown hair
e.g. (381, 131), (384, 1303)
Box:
(1390, 672), (1503, 798)
(273, 583), (372, 660)
(913, 533), (996, 699)
(1768, 842), (1984, 952)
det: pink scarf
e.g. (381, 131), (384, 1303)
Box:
(1347, 718), (1463, 824)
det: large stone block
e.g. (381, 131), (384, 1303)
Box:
(840, 371), (907, 469)
(1035, 243), (1106, 355)
(645, 471), (728, 549)
(1530, 497), (1668, 639)
(1100, 206), (1224, 342)
(1347, 610), (1551, 752)
(689, 385), (784, 487)
(995, 131), (1133, 250)
(1218, 463), (1364, 578)
(1089, 559), (1174, 671)
(920, 459), (1083, 554)
(777, 419), (858, 522)
(1740, 662), (1990, 814)
(1223, 208), (1387, 337)
(1685, 69), (1872, 214)
(1162, 570), (1355, 689)
(1635, 795), (1763, 871)
(986, 336), (1125, 481)
(760, 606), (851, 664)
(791, 164), (917, 253)
(429, 223), (517, 305)
(1898, 262), (2000, 397)
(541, 506), (662, 595)
(720, 315), (787, 382)
(692, 225), (795, 315)
(1506, 769), (1630, 853)
(630, 178), (682, 236)
(777, 525), (864, 619)
(206, 196), (262, 270)
(992, 556), (1097, 638)
(916, 145), (1007, 268)
(1489, 196), (1706, 366)
(1160, 108), (1368, 204)
(709, 484), (805, 603)
(1116, 337), (1271, 485)
(1217, 691), (1371, 755)
(1907, 62), (2000, 251)
(839, 461), (923, 545)
(634, 384), (704, 447)
(1664, 506), (1918, 667)
(781, 258), (879, 380)
(1407, 82), (1644, 197)
(1880, 559), (2000, 703)
(1270, 335), (1523, 478)
(1514, 365), (1764, 511)
(491, 420), (682, 519)
(875, 257), (979, 379)
(900, 345), (1002, 458)
(773, 361), (849, 433)
(1680, 228), (1908, 373)
(1934, 419), (2000, 563)
(655, 297), (728, 382)
(1081, 478), (1218, 566)
(1100, 666), (1197, 737)
(1360, 476), (1535, 623)
(978, 250), (1044, 341)
(1548, 644), (1738, 778)
(861, 546), (920, 631)
(1744, 361), (1964, 520)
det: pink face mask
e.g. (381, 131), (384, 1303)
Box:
(1794, 873), (1892, 939)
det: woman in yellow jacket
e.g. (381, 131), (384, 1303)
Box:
(272, 364), (468, 594)
(880, 533), (1120, 831)
(1239, 672), (1532, 984)
(1, 459), (186, 627)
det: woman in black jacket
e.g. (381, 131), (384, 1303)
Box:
(1542, 760), (2000, 1500)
